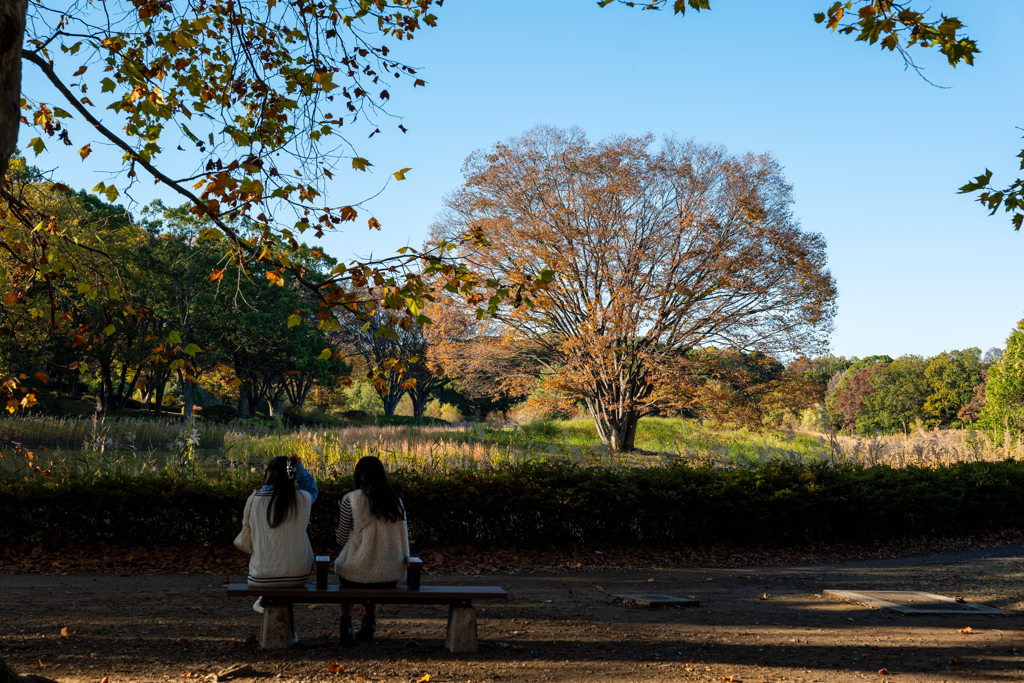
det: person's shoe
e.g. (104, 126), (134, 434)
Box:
(252, 598), (265, 614)
(291, 630), (298, 646)
(355, 615), (376, 643)
(339, 616), (356, 647)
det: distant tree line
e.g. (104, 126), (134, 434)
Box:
(793, 326), (1024, 437)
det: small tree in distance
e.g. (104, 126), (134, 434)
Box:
(433, 126), (837, 452)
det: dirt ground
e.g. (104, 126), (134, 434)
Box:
(4, 546), (1024, 683)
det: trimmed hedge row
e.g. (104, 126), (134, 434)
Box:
(2, 461), (1023, 549)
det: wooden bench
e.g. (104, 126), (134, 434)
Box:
(227, 556), (507, 652)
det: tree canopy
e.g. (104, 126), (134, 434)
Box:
(433, 126), (836, 451)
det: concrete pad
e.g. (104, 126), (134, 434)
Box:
(824, 590), (1006, 615)
(612, 593), (700, 608)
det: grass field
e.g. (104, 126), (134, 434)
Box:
(2, 412), (1021, 480)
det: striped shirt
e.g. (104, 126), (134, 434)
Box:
(335, 497), (353, 549)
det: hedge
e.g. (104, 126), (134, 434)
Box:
(2, 461), (1023, 549)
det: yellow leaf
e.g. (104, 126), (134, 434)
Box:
(418, 676), (430, 682)
(317, 347), (332, 361)
(79, 144), (92, 161)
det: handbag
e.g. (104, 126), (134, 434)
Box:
(234, 493), (255, 554)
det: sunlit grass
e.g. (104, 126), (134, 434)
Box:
(3, 412), (1021, 481)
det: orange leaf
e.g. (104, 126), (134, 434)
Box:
(958, 626), (973, 634)
(326, 662), (346, 674)
(368, 217), (381, 231)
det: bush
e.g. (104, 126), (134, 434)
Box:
(200, 404), (239, 424)
(6, 461), (1024, 549)
(424, 399), (463, 423)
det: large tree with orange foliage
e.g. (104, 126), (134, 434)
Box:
(433, 126), (837, 451)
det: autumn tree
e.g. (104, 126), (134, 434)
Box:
(434, 127), (837, 451)
(2, 0), (548, 412)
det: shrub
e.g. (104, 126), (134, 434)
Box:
(201, 404), (239, 424)
(5, 461), (1024, 549)
(424, 399), (463, 423)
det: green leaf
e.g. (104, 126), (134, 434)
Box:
(352, 157), (373, 171)
(28, 137), (45, 156)
(287, 313), (302, 328)
(317, 347), (332, 360)
(167, 331), (182, 344)
(102, 324), (116, 336)
(393, 167), (412, 181)
(183, 343), (203, 357)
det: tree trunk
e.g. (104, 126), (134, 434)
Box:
(589, 406), (639, 452)
(411, 392), (425, 418)
(0, 0), (27, 181)
(237, 393), (248, 419)
(98, 360), (114, 411)
(154, 379), (165, 416)
(178, 369), (194, 419)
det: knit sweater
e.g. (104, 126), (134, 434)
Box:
(245, 489), (315, 587)
(333, 489), (409, 584)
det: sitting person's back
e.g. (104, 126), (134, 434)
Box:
(334, 455), (409, 645)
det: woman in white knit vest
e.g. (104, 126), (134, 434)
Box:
(334, 456), (410, 646)
(245, 454), (319, 645)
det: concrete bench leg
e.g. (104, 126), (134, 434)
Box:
(445, 605), (477, 653)
(260, 604), (293, 650)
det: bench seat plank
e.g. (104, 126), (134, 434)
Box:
(226, 583), (506, 605)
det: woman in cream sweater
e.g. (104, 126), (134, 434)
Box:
(245, 455), (318, 644)
(334, 455), (410, 646)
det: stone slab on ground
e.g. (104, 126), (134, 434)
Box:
(824, 590), (1007, 614)
(611, 593), (700, 607)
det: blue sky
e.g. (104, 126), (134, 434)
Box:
(21, 1), (1024, 359)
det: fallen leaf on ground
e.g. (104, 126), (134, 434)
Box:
(760, 593), (771, 601)
(59, 627), (75, 638)
(308, 604), (320, 610)
(101, 677), (109, 683)
(325, 662), (346, 674)
(647, 578), (654, 583)
(595, 586), (603, 592)
(38, 659), (52, 669)
(955, 596), (966, 603)
(418, 676), (431, 683)
(177, 637), (190, 646)
(878, 669), (889, 675)
(959, 627), (973, 634)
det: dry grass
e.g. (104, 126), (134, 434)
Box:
(0, 413), (276, 449)
(811, 426), (1024, 467)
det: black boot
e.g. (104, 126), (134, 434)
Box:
(355, 613), (376, 642)
(339, 615), (356, 647)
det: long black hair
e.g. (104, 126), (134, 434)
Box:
(353, 456), (405, 522)
(264, 456), (298, 528)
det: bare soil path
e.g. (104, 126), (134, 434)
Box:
(4, 546), (1024, 683)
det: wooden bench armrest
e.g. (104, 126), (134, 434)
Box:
(315, 555), (331, 590)
(407, 556), (422, 591)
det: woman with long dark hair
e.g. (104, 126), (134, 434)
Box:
(244, 454), (318, 644)
(334, 455), (410, 646)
